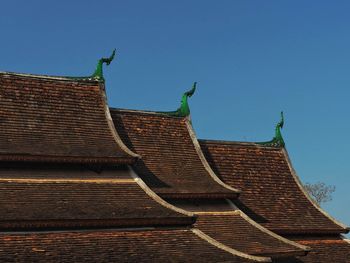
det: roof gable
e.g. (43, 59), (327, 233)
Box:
(111, 109), (239, 198)
(0, 73), (137, 164)
(199, 140), (349, 234)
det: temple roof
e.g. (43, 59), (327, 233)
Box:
(286, 236), (350, 263)
(0, 229), (271, 263)
(111, 108), (239, 198)
(193, 211), (309, 258)
(0, 72), (138, 164)
(0, 166), (194, 230)
(199, 140), (349, 235)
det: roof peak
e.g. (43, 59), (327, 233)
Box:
(257, 111), (285, 148)
(163, 82), (197, 117)
(90, 49), (116, 81)
(0, 49), (117, 83)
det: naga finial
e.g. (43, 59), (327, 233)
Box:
(258, 111), (285, 147)
(165, 82), (197, 117)
(91, 49), (116, 81)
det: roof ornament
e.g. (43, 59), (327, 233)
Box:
(91, 49), (116, 81)
(165, 82), (197, 117)
(258, 111), (285, 147)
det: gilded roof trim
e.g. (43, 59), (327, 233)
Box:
(192, 229), (272, 262)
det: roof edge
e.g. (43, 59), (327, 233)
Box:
(237, 210), (311, 254)
(282, 147), (350, 233)
(0, 71), (101, 83)
(100, 84), (141, 159)
(0, 154), (136, 164)
(186, 120), (242, 195)
(110, 107), (187, 119)
(192, 229), (272, 262)
(129, 166), (195, 218)
(194, 210), (310, 257)
(199, 139), (280, 148)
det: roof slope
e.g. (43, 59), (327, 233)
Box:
(0, 72), (137, 164)
(0, 229), (271, 263)
(111, 109), (239, 198)
(199, 140), (349, 234)
(194, 211), (309, 258)
(0, 166), (194, 230)
(285, 237), (350, 263)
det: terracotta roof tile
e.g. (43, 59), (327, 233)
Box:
(111, 109), (239, 198)
(283, 237), (350, 263)
(0, 72), (137, 164)
(199, 140), (348, 234)
(0, 229), (269, 262)
(194, 212), (308, 258)
(0, 167), (194, 230)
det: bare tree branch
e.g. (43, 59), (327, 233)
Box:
(303, 182), (335, 206)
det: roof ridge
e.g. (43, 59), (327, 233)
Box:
(110, 107), (186, 118)
(0, 71), (99, 83)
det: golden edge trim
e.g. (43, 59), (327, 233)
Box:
(194, 211), (240, 215)
(283, 148), (349, 231)
(191, 229), (272, 262)
(185, 118), (241, 194)
(128, 166), (194, 217)
(237, 210), (311, 252)
(0, 178), (135, 183)
(99, 83), (141, 159)
(194, 209), (310, 252)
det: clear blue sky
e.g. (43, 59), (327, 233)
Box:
(1, 1), (349, 235)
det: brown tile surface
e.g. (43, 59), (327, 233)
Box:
(0, 73), (135, 164)
(111, 109), (238, 198)
(278, 237), (350, 263)
(0, 229), (259, 262)
(0, 169), (193, 229)
(199, 140), (347, 234)
(194, 213), (307, 258)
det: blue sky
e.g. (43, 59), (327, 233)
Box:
(1, 1), (349, 234)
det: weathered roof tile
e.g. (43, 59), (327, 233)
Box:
(0, 73), (137, 164)
(199, 140), (348, 234)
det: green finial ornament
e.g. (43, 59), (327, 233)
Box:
(165, 82), (197, 117)
(91, 49), (116, 81)
(259, 111), (285, 147)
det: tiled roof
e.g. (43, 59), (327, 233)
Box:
(0, 72), (137, 164)
(199, 140), (349, 234)
(0, 229), (271, 263)
(111, 109), (239, 198)
(193, 211), (309, 258)
(285, 237), (350, 263)
(0, 167), (194, 230)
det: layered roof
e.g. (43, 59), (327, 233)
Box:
(194, 211), (309, 258)
(286, 237), (350, 263)
(0, 166), (194, 230)
(0, 72), (137, 164)
(0, 229), (272, 263)
(199, 140), (349, 235)
(111, 109), (239, 198)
